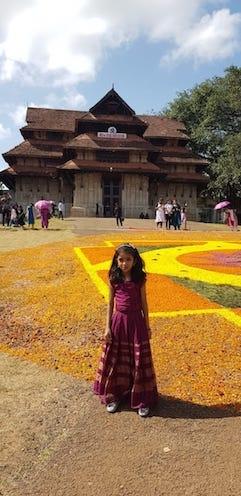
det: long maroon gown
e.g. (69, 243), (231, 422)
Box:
(93, 280), (158, 409)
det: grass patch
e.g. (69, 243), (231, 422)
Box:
(171, 277), (241, 308)
(137, 244), (184, 253)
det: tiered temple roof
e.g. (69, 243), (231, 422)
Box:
(1, 88), (208, 187)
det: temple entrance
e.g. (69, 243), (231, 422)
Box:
(102, 174), (121, 217)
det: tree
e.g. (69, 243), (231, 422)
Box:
(163, 66), (241, 199)
(211, 134), (241, 198)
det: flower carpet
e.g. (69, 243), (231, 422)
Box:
(0, 231), (241, 413)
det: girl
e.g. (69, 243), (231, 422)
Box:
(93, 243), (158, 417)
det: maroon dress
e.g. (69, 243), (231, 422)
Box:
(93, 280), (158, 409)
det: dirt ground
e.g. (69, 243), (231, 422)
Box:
(1, 218), (241, 496)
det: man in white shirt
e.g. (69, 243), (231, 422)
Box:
(58, 200), (65, 220)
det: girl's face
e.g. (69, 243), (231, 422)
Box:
(117, 250), (135, 274)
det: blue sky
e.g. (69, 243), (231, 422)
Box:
(0, 0), (241, 171)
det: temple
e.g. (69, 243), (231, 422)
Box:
(0, 88), (208, 218)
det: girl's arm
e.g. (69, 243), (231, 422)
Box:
(104, 283), (115, 343)
(140, 282), (151, 338)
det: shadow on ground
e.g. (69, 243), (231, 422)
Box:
(118, 394), (240, 419)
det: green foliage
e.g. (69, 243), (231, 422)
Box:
(163, 66), (241, 198)
(211, 134), (241, 197)
(136, 244), (189, 253)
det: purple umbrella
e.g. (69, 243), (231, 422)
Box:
(214, 200), (230, 210)
(35, 200), (52, 211)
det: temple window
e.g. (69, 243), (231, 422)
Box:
(47, 132), (63, 141)
(96, 150), (129, 163)
(177, 140), (186, 147)
(35, 131), (46, 139)
(64, 149), (77, 160)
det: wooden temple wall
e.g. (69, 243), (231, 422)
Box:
(149, 181), (198, 220)
(72, 173), (150, 218)
(14, 175), (73, 215)
(14, 173), (199, 219)
(72, 172), (102, 217)
(122, 174), (149, 218)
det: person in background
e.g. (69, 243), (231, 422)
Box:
(164, 200), (173, 229)
(181, 206), (187, 230)
(58, 200), (65, 220)
(96, 202), (99, 217)
(40, 203), (50, 229)
(17, 205), (25, 228)
(9, 205), (18, 227)
(226, 207), (238, 231)
(51, 202), (56, 217)
(27, 203), (35, 229)
(2, 204), (11, 227)
(114, 202), (123, 227)
(155, 199), (165, 228)
(171, 200), (181, 230)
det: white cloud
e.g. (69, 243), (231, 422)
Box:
(162, 9), (241, 64)
(61, 91), (86, 108)
(0, 122), (10, 139)
(0, 1), (240, 85)
(10, 105), (27, 126)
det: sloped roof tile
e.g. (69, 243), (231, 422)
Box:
(58, 159), (160, 173)
(3, 140), (62, 158)
(21, 107), (189, 139)
(65, 133), (157, 151)
(140, 115), (189, 139)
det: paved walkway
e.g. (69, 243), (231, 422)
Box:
(0, 217), (239, 253)
(71, 216), (236, 234)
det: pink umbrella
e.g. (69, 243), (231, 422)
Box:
(35, 200), (52, 211)
(214, 200), (230, 210)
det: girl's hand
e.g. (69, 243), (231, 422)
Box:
(104, 328), (112, 344)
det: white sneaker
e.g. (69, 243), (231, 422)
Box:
(138, 407), (150, 417)
(106, 401), (119, 413)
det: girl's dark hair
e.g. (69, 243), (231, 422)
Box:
(109, 243), (146, 285)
